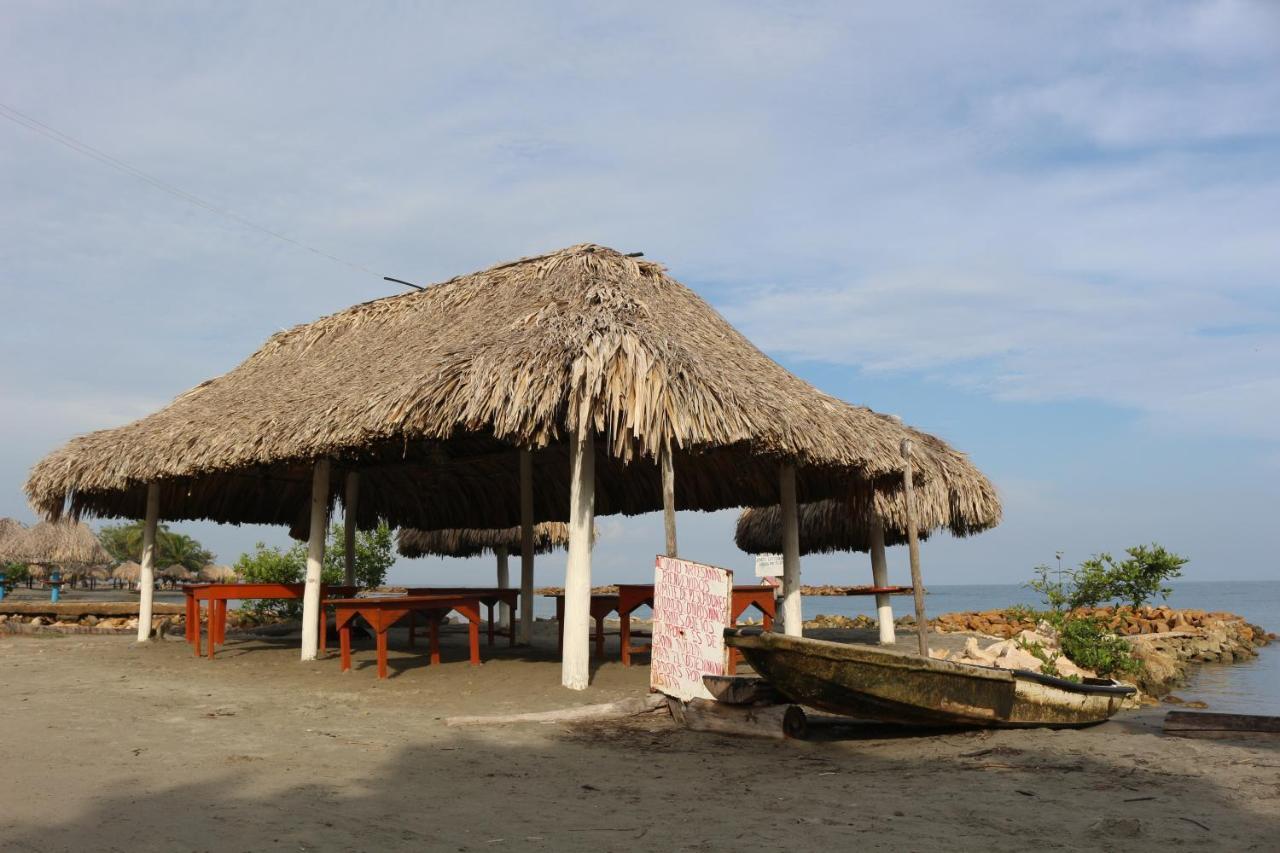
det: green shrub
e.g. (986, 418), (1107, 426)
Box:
(1058, 616), (1141, 678)
(231, 521), (396, 620)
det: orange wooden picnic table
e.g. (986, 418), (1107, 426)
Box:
(183, 582), (357, 659)
(402, 587), (520, 647)
(616, 583), (777, 670)
(332, 594), (487, 679)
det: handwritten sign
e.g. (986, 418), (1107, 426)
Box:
(754, 553), (784, 577)
(650, 556), (733, 701)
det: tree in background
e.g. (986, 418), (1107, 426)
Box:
(98, 522), (214, 571)
(232, 522), (395, 620)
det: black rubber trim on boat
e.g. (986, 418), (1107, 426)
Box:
(1011, 669), (1136, 696)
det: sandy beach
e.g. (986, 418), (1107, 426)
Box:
(2, 626), (1276, 852)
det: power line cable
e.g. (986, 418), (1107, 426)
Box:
(0, 101), (380, 278)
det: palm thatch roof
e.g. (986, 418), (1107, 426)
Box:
(27, 244), (966, 533)
(160, 564), (197, 582)
(0, 520), (111, 567)
(112, 561), (142, 582)
(0, 517), (27, 561)
(398, 522), (573, 559)
(199, 564), (239, 582)
(734, 442), (1002, 556)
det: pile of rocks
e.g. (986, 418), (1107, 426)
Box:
(0, 612), (166, 634)
(931, 606), (1273, 696)
(803, 613), (877, 629)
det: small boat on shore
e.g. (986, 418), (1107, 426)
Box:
(725, 627), (1135, 728)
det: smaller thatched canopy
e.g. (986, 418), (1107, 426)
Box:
(735, 445), (1002, 557)
(113, 561), (142, 583)
(0, 520), (110, 567)
(199, 564), (239, 583)
(160, 564), (197, 582)
(0, 517), (27, 560)
(398, 523), (573, 559)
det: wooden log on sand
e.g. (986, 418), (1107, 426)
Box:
(1164, 711), (1280, 741)
(444, 693), (667, 727)
(670, 697), (807, 740)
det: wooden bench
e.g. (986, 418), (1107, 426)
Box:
(182, 582), (358, 659)
(331, 594), (485, 679)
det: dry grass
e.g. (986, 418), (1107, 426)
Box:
(735, 443), (1002, 556)
(0, 520), (110, 567)
(397, 522), (570, 559)
(28, 244), (986, 533)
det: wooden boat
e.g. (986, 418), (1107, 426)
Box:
(725, 627), (1135, 728)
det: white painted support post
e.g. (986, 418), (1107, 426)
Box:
(661, 440), (678, 557)
(136, 483), (160, 642)
(779, 463), (802, 637)
(300, 459), (330, 662)
(869, 518), (895, 645)
(343, 470), (359, 587)
(562, 429), (595, 690)
(495, 545), (511, 628)
(519, 449), (535, 645)
(901, 439), (929, 657)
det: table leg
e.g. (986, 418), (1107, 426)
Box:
(320, 604), (328, 655)
(467, 608), (481, 666)
(428, 616), (440, 665)
(620, 609), (632, 666)
(340, 621), (352, 672)
(509, 595), (516, 647)
(595, 615), (605, 658)
(376, 629), (388, 679)
(193, 600), (203, 657)
(185, 595), (196, 644)
(217, 599), (228, 645)
(408, 611), (416, 649)
(487, 602), (495, 647)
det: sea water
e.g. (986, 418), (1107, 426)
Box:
(798, 581), (1280, 715)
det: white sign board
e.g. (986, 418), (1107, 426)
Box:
(754, 553), (784, 577)
(649, 556), (733, 702)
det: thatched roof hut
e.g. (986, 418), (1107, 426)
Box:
(113, 561), (142, 583)
(199, 565), (239, 583)
(160, 564), (196, 582)
(398, 522), (571, 559)
(0, 520), (110, 567)
(27, 243), (959, 532)
(0, 517), (27, 562)
(734, 439), (1002, 556)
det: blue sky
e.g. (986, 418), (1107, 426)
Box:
(2, 2), (1277, 588)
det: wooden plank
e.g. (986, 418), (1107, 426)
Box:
(702, 675), (780, 706)
(1164, 711), (1280, 734)
(445, 694), (667, 727)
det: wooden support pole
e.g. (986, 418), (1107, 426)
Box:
(495, 545), (510, 628)
(562, 429), (595, 690)
(300, 459), (330, 662)
(136, 482), (160, 643)
(901, 439), (928, 657)
(779, 463), (802, 637)
(343, 470), (359, 587)
(869, 518), (895, 645)
(661, 440), (678, 557)
(519, 449), (535, 645)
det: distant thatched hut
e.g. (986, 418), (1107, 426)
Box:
(0, 520), (110, 587)
(26, 243), (980, 686)
(735, 445), (1001, 643)
(0, 517), (26, 560)
(398, 523), (571, 560)
(199, 565), (239, 583)
(113, 560), (142, 587)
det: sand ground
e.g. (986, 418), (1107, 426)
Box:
(1, 624), (1277, 852)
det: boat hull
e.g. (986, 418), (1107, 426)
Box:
(726, 629), (1133, 728)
